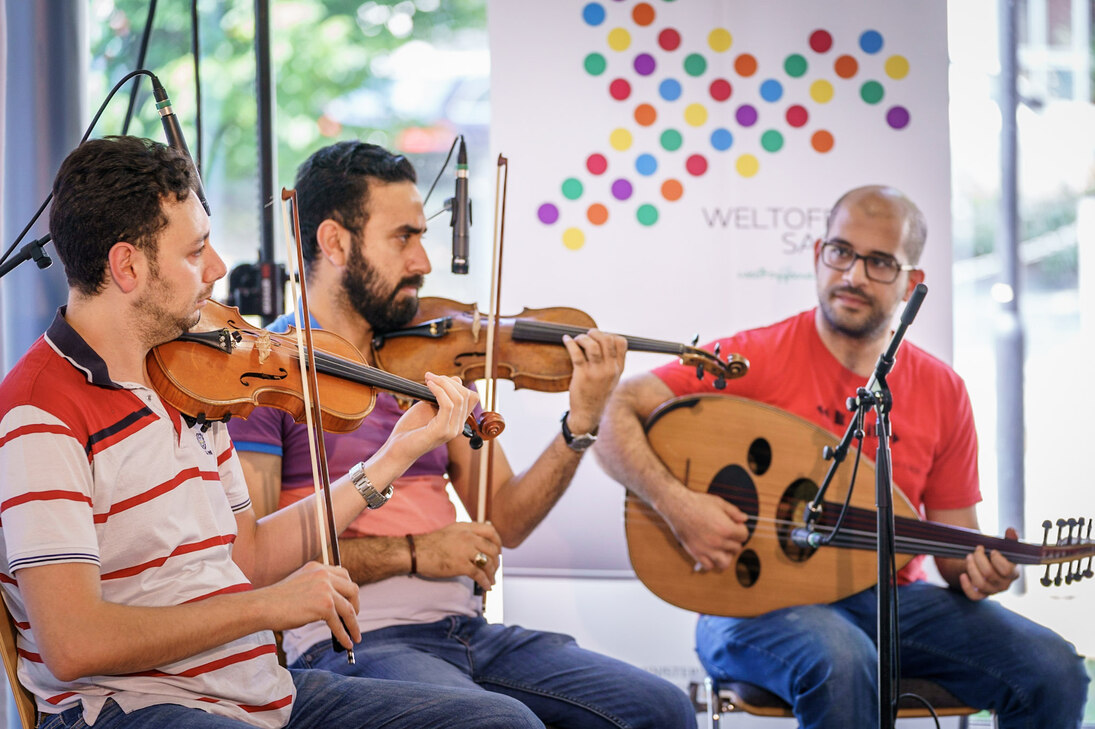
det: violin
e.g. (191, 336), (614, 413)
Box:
(146, 298), (504, 447)
(369, 297), (749, 391)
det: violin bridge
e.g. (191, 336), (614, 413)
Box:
(255, 332), (273, 364)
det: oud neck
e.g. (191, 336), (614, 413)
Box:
(511, 319), (684, 355)
(816, 507), (1093, 566)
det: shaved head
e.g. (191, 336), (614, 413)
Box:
(825, 185), (927, 265)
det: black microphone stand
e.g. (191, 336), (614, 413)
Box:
(0, 235), (53, 280)
(793, 282), (928, 729)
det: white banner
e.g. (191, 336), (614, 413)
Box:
(487, 0), (952, 573)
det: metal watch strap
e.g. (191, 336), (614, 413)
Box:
(349, 462), (393, 509)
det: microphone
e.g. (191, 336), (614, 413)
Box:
(790, 527), (825, 549)
(450, 137), (470, 274)
(151, 76), (211, 216)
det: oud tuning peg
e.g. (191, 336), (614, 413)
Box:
(1040, 521), (1055, 586)
(1083, 518), (1094, 579)
(1054, 562), (1064, 587)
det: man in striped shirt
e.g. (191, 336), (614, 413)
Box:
(0, 136), (542, 729)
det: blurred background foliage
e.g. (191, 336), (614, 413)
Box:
(88, 0), (488, 269)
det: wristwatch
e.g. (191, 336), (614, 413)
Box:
(560, 410), (598, 453)
(349, 462), (394, 509)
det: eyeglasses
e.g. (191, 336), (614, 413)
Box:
(819, 240), (916, 284)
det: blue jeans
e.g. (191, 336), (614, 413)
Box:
(36, 667), (541, 728)
(696, 582), (1089, 729)
(292, 615), (697, 729)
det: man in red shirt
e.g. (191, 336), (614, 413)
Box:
(596, 186), (1088, 727)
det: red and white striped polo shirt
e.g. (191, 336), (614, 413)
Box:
(0, 309), (294, 727)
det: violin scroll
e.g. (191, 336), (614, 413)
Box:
(475, 411), (506, 440)
(679, 345), (749, 390)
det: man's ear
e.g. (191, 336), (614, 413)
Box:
(107, 242), (142, 294)
(316, 219), (352, 267)
(903, 267), (926, 301)
(812, 237), (824, 268)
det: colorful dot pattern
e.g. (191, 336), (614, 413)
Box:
(539, 7), (914, 249)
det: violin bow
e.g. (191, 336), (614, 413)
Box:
(279, 188), (355, 665)
(474, 155), (509, 528)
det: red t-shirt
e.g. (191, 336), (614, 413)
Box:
(653, 308), (980, 584)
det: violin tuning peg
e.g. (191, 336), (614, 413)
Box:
(714, 377), (726, 390)
(691, 334), (699, 347)
(695, 364), (705, 381)
(713, 342), (721, 357)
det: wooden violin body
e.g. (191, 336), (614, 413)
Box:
(149, 300), (375, 432)
(371, 297), (748, 391)
(146, 299), (504, 443)
(625, 394), (1094, 617)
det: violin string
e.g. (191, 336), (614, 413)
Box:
(513, 319), (685, 355)
(239, 331), (437, 403)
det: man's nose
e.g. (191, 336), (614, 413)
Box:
(408, 239), (431, 276)
(842, 256), (870, 286)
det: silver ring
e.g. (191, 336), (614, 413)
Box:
(473, 552), (489, 569)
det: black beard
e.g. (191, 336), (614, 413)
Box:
(818, 285), (891, 340)
(341, 243), (421, 334)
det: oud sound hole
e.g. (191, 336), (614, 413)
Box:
(736, 549), (760, 587)
(776, 478), (820, 562)
(747, 438), (772, 475)
(708, 464), (759, 542)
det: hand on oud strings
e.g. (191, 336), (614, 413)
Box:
(665, 489), (750, 573)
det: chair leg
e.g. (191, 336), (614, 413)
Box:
(704, 675), (719, 729)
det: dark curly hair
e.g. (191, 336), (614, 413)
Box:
(49, 136), (198, 296)
(294, 141), (417, 270)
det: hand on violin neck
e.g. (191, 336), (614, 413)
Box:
(563, 329), (629, 434)
(380, 372), (479, 468)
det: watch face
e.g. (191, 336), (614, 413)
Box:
(568, 434), (596, 451)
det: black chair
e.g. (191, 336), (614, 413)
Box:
(692, 675), (995, 727)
